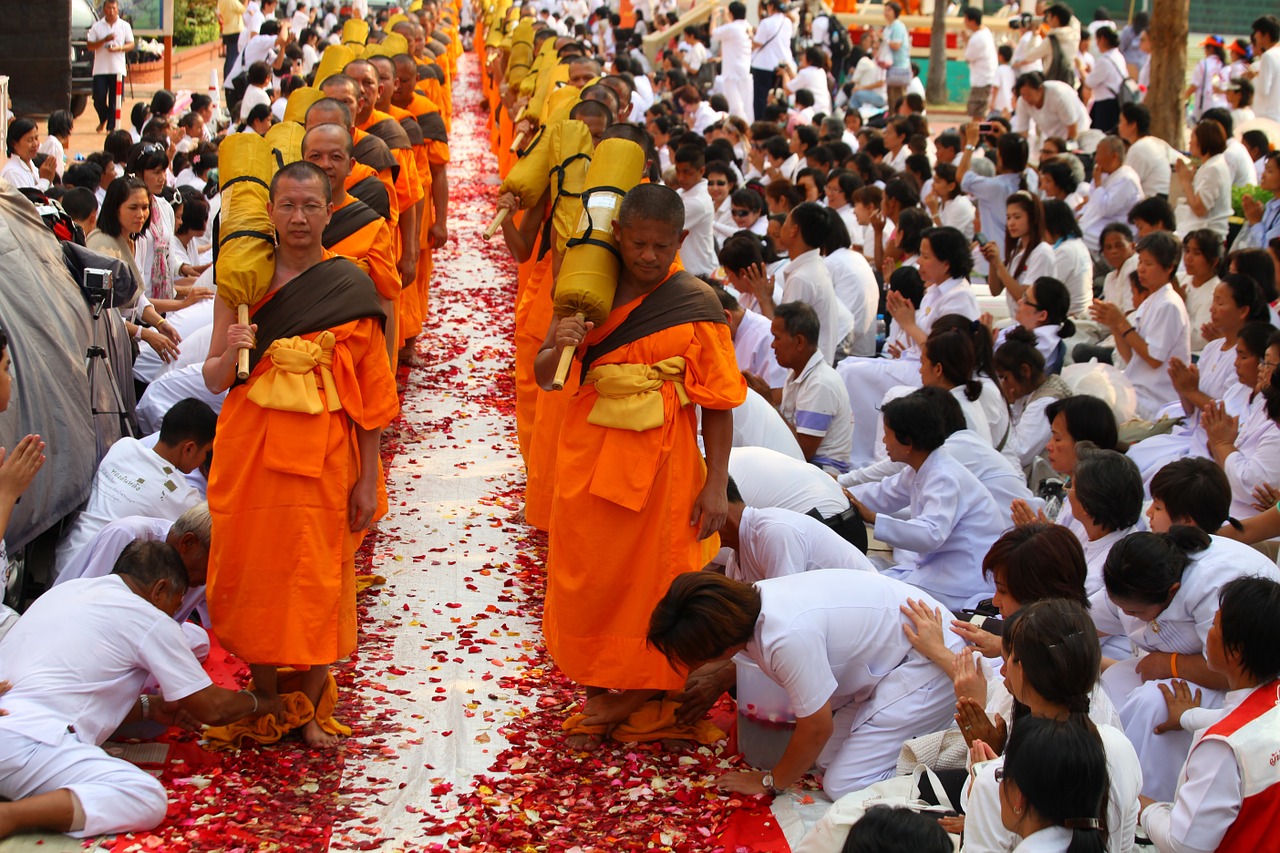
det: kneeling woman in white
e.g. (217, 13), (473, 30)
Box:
(961, 600), (1141, 853)
(1090, 526), (1280, 801)
(846, 390), (1005, 610)
(647, 570), (963, 801)
(838, 226), (980, 464)
(995, 326), (1072, 470)
(996, 714), (1114, 853)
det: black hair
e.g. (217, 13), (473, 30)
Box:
(1039, 157), (1080, 196)
(1025, 276), (1076, 336)
(911, 385), (966, 435)
(982, 522), (1090, 609)
(1000, 715), (1110, 853)
(1128, 196), (1176, 232)
(1150, 458), (1237, 533)
(1102, 526), (1211, 606)
(718, 231), (767, 273)
(788, 202), (829, 250)
(1219, 575), (1280, 682)
(149, 89), (175, 117)
(1044, 2), (1075, 27)
(820, 207), (852, 254)
(60, 186), (98, 222)
(1015, 70), (1046, 92)
(894, 208), (931, 256)
(1043, 199), (1084, 242)
(1120, 102), (1151, 137)
(1253, 14), (1280, 43)
(1099, 222), (1133, 247)
(882, 392), (948, 452)
(1229, 249), (1278, 302)
(97, 176), (151, 239)
(1072, 442), (1143, 533)
(1045, 395), (1118, 451)
(158, 398), (218, 447)
(924, 326), (982, 401)
(111, 539), (190, 593)
(994, 326), (1047, 388)
(840, 806), (952, 853)
(888, 265), (925, 308)
(774, 301), (821, 347)
(248, 60), (273, 87)
(1003, 598), (1102, 718)
(5, 118), (35, 158)
(46, 110), (74, 139)
(963, 5), (983, 23)
(176, 188), (210, 236)
(1221, 278), (1271, 325)
(1136, 230), (1182, 280)
(920, 226), (973, 280)
(883, 177), (919, 210)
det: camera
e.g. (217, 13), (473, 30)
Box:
(83, 268), (113, 306)
(1008, 12), (1040, 30)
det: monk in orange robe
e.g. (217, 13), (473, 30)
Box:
(203, 162), (399, 749)
(304, 98), (400, 235)
(303, 123), (401, 367)
(534, 184), (745, 745)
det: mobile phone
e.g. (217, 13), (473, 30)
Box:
(975, 232), (989, 247)
(977, 121), (993, 133)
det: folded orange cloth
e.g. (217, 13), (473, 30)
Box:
(355, 574), (386, 594)
(202, 669), (350, 751)
(562, 699), (725, 746)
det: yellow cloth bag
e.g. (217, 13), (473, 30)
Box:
(584, 358), (689, 431)
(246, 333), (341, 414)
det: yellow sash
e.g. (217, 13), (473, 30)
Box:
(583, 357), (689, 431)
(246, 332), (341, 415)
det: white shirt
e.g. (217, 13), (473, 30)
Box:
(88, 17), (134, 77)
(132, 287), (215, 383)
(781, 350), (854, 472)
(909, 277), (981, 361)
(37, 135), (66, 178)
(939, 195), (976, 241)
(994, 63), (1017, 114)
(713, 19), (753, 79)
(751, 12), (794, 71)
(726, 506), (874, 583)
(1251, 43), (1280, 123)
(1002, 241), (1057, 317)
(1086, 47), (1129, 100)
(965, 27), (998, 88)
(238, 83), (272, 123)
(1004, 379), (1066, 469)
(0, 156), (40, 190)
(786, 66), (832, 116)
(676, 180), (717, 276)
(1012, 29), (1044, 73)
(1011, 80), (1091, 140)
(966, 724), (1141, 853)
(688, 101), (723, 135)
(1223, 392), (1280, 521)
(733, 308), (788, 389)
(747, 571), (963, 719)
(849, 55), (885, 100)
(1102, 253), (1138, 316)
(728, 446), (850, 517)
(781, 248), (853, 366)
(1180, 275), (1218, 354)
(823, 249), (878, 357)
(1125, 282), (1191, 419)
(1090, 535), (1280, 656)
(1174, 153), (1233, 239)
(1125, 135), (1181, 198)
(851, 447), (1005, 609)
(0, 575), (211, 747)
(1053, 237), (1094, 317)
(1079, 165), (1144, 254)
(53, 438), (204, 572)
(728, 387), (804, 460)
(1218, 140), (1253, 191)
(136, 363), (228, 437)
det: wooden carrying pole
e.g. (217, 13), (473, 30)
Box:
(236, 305), (251, 379)
(551, 313), (584, 391)
(484, 207), (508, 239)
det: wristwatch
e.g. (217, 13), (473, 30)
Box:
(762, 772), (782, 796)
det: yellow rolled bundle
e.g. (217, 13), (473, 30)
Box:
(363, 32), (409, 59)
(342, 18), (370, 47)
(283, 87), (325, 126)
(216, 133), (278, 380)
(314, 44), (357, 85)
(550, 138), (647, 389)
(264, 122), (305, 167)
(547, 120), (594, 260)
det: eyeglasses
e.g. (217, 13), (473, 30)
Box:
(1021, 297), (1040, 310)
(708, 180), (729, 186)
(732, 208), (752, 217)
(275, 201), (327, 216)
(1263, 360), (1280, 370)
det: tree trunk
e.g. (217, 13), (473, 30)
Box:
(1146, 0), (1188, 148)
(925, 2), (948, 104)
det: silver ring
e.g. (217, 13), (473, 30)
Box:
(963, 725), (973, 730)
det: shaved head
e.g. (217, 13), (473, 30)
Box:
(305, 97), (354, 132)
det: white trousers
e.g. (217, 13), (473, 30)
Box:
(1101, 658), (1224, 802)
(721, 76), (754, 124)
(816, 654), (957, 800)
(837, 356), (923, 465)
(0, 727), (167, 837)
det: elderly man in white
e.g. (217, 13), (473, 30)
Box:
(1012, 71), (1091, 142)
(1077, 135), (1144, 255)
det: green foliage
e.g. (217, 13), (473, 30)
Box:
(174, 0), (219, 46)
(1232, 185), (1275, 220)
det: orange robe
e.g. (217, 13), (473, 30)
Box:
(206, 275), (400, 667)
(326, 196), (400, 302)
(400, 92), (452, 334)
(542, 293), (746, 691)
(513, 249), (553, 464)
(348, 137), (400, 232)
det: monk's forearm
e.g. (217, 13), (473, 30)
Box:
(203, 350), (237, 394)
(701, 407), (733, 487)
(431, 163), (448, 227)
(355, 425), (381, 485)
(400, 206), (419, 262)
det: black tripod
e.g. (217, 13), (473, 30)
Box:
(85, 293), (136, 455)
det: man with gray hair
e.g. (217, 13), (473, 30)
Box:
(52, 505), (213, 659)
(1077, 134), (1143, 255)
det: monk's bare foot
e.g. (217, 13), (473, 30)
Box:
(565, 732), (604, 751)
(512, 504), (526, 525)
(302, 719), (342, 749)
(582, 689), (659, 727)
(660, 738), (695, 752)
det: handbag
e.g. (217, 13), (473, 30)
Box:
(792, 765), (961, 853)
(885, 65), (912, 87)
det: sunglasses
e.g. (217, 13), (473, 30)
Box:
(732, 208), (752, 217)
(708, 180), (729, 186)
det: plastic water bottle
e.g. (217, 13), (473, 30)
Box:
(875, 313), (887, 347)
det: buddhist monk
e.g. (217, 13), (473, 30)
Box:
(302, 123), (400, 367)
(202, 161), (399, 748)
(534, 184), (746, 748)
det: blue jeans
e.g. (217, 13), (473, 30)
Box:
(849, 89), (886, 109)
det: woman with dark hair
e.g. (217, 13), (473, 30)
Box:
(1089, 230), (1192, 419)
(931, 313), (1011, 453)
(882, 207), (930, 276)
(820, 208), (879, 357)
(647, 570), (964, 801)
(838, 225), (980, 464)
(1095, 525), (1279, 802)
(998, 276), (1077, 373)
(1173, 120), (1232, 240)
(1068, 443), (1144, 600)
(2, 118), (43, 190)
(995, 326), (1072, 469)
(1043, 199), (1093, 317)
(237, 102), (274, 136)
(174, 147), (219, 199)
(925, 162), (975, 241)
(718, 231), (782, 315)
(85, 177), (180, 364)
(1127, 311), (1270, 483)
(1178, 229), (1224, 354)
(172, 189), (210, 276)
(919, 326), (990, 439)
(839, 806), (951, 853)
(1011, 393), (1119, 528)
(706, 160), (740, 246)
(38, 111), (74, 181)
(1185, 38), (1228, 124)
(845, 390), (1004, 610)
(981, 191), (1054, 318)
(125, 141), (197, 315)
(1226, 248), (1279, 316)
(728, 187), (768, 236)
(957, 121), (1030, 250)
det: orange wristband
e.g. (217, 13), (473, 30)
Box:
(1170, 653), (1179, 679)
